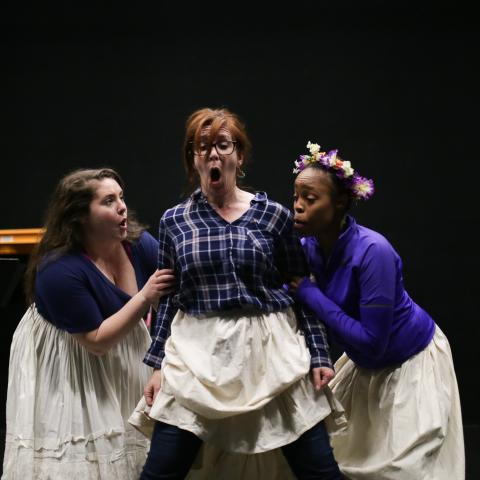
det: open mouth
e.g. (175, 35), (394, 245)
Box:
(293, 218), (306, 228)
(210, 167), (221, 182)
(119, 218), (127, 228)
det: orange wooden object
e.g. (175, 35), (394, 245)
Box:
(0, 228), (45, 255)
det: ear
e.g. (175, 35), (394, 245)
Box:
(236, 155), (244, 168)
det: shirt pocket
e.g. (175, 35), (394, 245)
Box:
(240, 228), (275, 272)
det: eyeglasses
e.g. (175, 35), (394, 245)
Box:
(190, 140), (237, 156)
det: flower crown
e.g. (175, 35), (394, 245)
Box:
(293, 141), (374, 201)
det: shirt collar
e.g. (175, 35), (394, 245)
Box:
(336, 214), (356, 250)
(191, 188), (267, 204)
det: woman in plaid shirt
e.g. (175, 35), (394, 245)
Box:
(129, 108), (345, 479)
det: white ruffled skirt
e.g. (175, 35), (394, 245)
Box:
(2, 306), (153, 480)
(129, 307), (346, 479)
(328, 325), (465, 480)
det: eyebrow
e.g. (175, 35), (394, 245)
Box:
(99, 190), (122, 200)
(294, 182), (315, 191)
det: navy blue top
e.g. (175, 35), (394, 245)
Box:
(296, 216), (435, 369)
(35, 231), (158, 333)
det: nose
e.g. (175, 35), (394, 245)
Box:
(294, 199), (304, 213)
(208, 144), (220, 160)
(118, 199), (127, 215)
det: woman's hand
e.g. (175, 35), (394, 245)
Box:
(139, 269), (176, 306)
(144, 369), (163, 406)
(288, 275), (305, 295)
(311, 367), (335, 391)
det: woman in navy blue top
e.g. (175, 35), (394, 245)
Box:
(129, 109), (345, 480)
(3, 168), (175, 479)
(289, 142), (464, 479)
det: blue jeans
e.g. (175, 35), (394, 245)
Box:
(140, 420), (342, 479)
(282, 420), (343, 479)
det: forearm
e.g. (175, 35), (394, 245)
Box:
(293, 304), (333, 369)
(143, 297), (177, 368)
(297, 280), (393, 358)
(72, 291), (150, 355)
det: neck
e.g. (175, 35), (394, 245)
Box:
(83, 237), (123, 262)
(205, 185), (242, 209)
(315, 215), (346, 258)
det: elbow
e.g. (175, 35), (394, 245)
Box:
(367, 338), (388, 360)
(72, 330), (114, 356)
(87, 346), (110, 356)
(82, 342), (113, 356)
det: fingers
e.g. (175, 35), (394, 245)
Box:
(151, 274), (176, 285)
(288, 280), (300, 294)
(144, 370), (162, 406)
(312, 368), (322, 391)
(288, 275), (307, 293)
(152, 269), (175, 286)
(148, 270), (177, 293)
(152, 270), (176, 284)
(319, 367), (335, 387)
(319, 373), (330, 387)
(144, 385), (154, 406)
(312, 367), (335, 391)
(157, 268), (174, 275)
(139, 272), (176, 305)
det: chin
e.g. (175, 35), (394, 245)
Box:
(294, 224), (308, 236)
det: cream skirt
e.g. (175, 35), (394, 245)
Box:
(2, 306), (153, 480)
(129, 307), (346, 479)
(329, 325), (465, 480)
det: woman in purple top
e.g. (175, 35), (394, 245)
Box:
(2, 168), (175, 479)
(289, 142), (465, 480)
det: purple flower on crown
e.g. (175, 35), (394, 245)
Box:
(321, 149), (338, 168)
(351, 174), (375, 200)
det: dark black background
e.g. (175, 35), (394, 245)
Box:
(1, 1), (479, 473)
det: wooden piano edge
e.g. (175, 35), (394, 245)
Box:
(0, 228), (45, 255)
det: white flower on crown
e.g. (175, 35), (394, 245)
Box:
(342, 160), (354, 177)
(307, 141), (321, 155)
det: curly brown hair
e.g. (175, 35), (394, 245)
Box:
(24, 168), (146, 304)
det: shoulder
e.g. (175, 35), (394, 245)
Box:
(134, 230), (158, 249)
(38, 251), (85, 276)
(160, 197), (194, 224)
(130, 230), (158, 259)
(254, 192), (293, 225)
(36, 252), (90, 290)
(354, 224), (399, 262)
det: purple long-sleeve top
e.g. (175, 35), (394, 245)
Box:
(296, 215), (435, 369)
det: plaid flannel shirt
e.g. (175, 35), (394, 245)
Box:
(144, 189), (332, 370)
